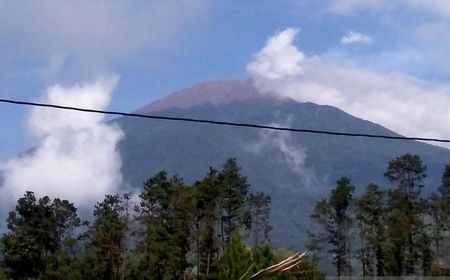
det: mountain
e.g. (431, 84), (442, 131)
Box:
(113, 80), (450, 248)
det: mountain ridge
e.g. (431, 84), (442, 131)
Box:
(115, 80), (450, 247)
(134, 80), (261, 114)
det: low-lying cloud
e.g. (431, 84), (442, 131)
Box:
(0, 76), (123, 209)
(244, 116), (326, 192)
(248, 28), (450, 148)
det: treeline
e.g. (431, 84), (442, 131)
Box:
(309, 153), (450, 276)
(0, 158), (323, 280)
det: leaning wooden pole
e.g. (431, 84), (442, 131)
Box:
(246, 251), (307, 279)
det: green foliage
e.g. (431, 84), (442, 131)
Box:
(310, 177), (354, 276)
(434, 164), (450, 258)
(384, 154), (428, 275)
(82, 194), (129, 280)
(132, 171), (194, 279)
(309, 154), (450, 277)
(251, 244), (278, 275)
(0, 191), (80, 279)
(218, 235), (252, 280)
(384, 153), (426, 199)
(3, 155), (449, 278)
(191, 159), (269, 278)
(218, 158), (251, 243)
(248, 192), (272, 246)
(354, 183), (387, 276)
(438, 164), (450, 205)
(193, 167), (221, 278)
(0, 159), (277, 279)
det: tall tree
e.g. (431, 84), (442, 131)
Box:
(193, 168), (221, 279)
(218, 158), (250, 244)
(310, 177), (354, 276)
(133, 171), (194, 279)
(164, 183), (194, 279)
(82, 194), (129, 280)
(384, 153), (428, 275)
(428, 193), (446, 258)
(429, 164), (450, 265)
(354, 183), (387, 276)
(439, 164), (450, 206)
(0, 191), (80, 279)
(384, 153), (426, 200)
(248, 192), (272, 246)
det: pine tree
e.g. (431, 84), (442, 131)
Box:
(82, 194), (128, 280)
(218, 158), (251, 244)
(310, 177), (354, 276)
(164, 183), (194, 279)
(429, 193), (446, 257)
(437, 164), (450, 257)
(248, 192), (272, 246)
(384, 153), (428, 275)
(133, 172), (194, 279)
(439, 164), (450, 206)
(0, 191), (80, 279)
(193, 168), (221, 278)
(354, 183), (387, 276)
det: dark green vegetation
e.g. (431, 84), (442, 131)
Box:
(2, 81), (450, 278)
(309, 154), (450, 276)
(114, 80), (450, 247)
(0, 155), (449, 278)
(0, 159), (324, 279)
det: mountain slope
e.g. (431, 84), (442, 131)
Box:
(114, 80), (450, 247)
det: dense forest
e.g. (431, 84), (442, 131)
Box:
(0, 159), (322, 280)
(0, 155), (449, 279)
(308, 154), (450, 277)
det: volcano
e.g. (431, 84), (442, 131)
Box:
(113, 80), (450, 247)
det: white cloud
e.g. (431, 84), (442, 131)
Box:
(341, 31), (372, 44)
(328, 0), (391, 15)
(328, 0), (450, 50)
(0, 76), (124, 209)
(247, 28), (304, 80)
(0, 0), (210, 79)
(0, 1), (211, 206)
(291, 0), (450, 77)
(248, 28), (450, 148)
(329, 0), (450, 17)
(244, 117), (326, 192)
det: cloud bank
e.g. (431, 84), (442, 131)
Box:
(0, 0), (210, 81)
(0, 1), (211, 209)
(248, 28), (450, 146)
(0, 77), (123, 209)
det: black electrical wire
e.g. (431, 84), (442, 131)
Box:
(1, 98), (450, 143)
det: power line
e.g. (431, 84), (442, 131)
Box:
(1, 98), (450, 143)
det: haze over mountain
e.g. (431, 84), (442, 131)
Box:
(114, 80), (450, 247)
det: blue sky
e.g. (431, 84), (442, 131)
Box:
(1, 0), (450, 159)
(3, 0), (450, 208)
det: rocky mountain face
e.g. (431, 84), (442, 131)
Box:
(114, 80), (450, 247)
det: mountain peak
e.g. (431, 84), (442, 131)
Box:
(135, 80), (261, 114)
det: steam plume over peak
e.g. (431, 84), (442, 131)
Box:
(248, 28), (450, 148)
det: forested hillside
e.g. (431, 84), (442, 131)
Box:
(0, 155), (449, 279)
